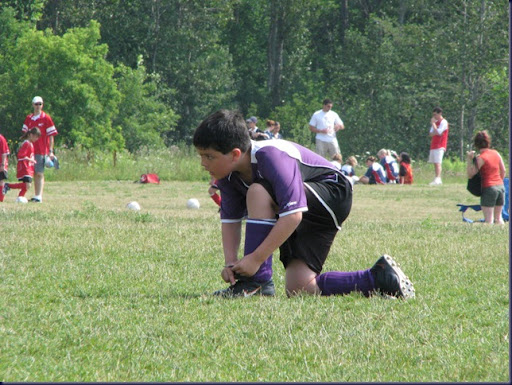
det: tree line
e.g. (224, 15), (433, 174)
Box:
(0, 0), (507, 160)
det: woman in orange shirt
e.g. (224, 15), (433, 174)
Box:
(467, 130), (506, 224)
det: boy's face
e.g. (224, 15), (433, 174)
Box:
(197, 147), (241, 180)
(432, 112), (441, 120)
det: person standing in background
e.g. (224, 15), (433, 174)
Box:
(270, 121), (283, 139)
(309, 99), (344, 159)
(0, 129), (10, 202)
(428, 107), (448, 186)
(467, 130), (506, 224)
(21, 96), (58, 203)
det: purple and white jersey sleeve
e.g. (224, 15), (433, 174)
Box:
(217, 175), (248, 222)
(253, 146), (308, 217)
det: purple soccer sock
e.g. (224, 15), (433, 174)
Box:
(244, 218), (276, 282)
(316, 269), (376, 297)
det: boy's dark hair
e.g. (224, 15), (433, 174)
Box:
(323, 98), (332, 105)
(400, 152), (411, 164)
(193, 109), (251, 154)
(20, 127), (41, 140)
(432, 106), (443, 114)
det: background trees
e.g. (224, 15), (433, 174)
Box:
(0, 0), (507, 159)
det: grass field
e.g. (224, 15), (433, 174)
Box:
(0, 179), (509, 382)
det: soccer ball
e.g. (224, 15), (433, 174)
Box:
(187, 198), (200, 209)
(16, 196), (28, 204)
(126, 201), (141, 211)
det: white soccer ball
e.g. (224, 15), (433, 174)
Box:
(187, 198), (200, 209)
(16, 196), (28, 204)
(126, 201), (141, 211)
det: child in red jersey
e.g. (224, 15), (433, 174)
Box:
(3, 128), (41, 199)
(0, 131), (10, 202)
(398, 152), (414, 185)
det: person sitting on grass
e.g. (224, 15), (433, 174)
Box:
(193, 109), (415, 299)
(398, 152), (414, 185)
(341, 156), (359, 184)
(359, 156), (387, 185)
(3, 127), (41, 200)
(330, 153), (343, 169)
(377, 149), (399, 183)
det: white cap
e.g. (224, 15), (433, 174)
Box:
(32, 96), (43, 104)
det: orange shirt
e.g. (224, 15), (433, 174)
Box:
(479, 149), (503, 188)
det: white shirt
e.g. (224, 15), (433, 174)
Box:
(430, 119), (448, 135)
(309, 109), (343, 143)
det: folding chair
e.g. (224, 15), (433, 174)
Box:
(456, 177), (509, 223)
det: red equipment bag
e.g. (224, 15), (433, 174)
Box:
(139, 173), (160, 184)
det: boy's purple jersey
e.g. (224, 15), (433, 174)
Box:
(217, 139), (351, 223)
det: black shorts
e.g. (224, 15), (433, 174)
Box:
(18, 176), (32, 183)
(258, 175), (353, 274)
(0, 171), (7, 181)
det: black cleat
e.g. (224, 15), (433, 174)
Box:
(213, 278), (275, 298)
(370, 255), (415, 299)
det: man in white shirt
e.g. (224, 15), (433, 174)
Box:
(309, 99), (344, 159)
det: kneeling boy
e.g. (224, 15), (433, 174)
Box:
(193, 110), (415, 299)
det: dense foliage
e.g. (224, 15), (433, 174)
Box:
(0, 0), (508, 160)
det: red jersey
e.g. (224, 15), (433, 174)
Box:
(22, 111), (57, 155)
(430, 118), (449, 150)
(399, 162), (413, 184)
(479, 149), (504, 188)
(0, 134), (9, 171)
(17, 140), (35, 179)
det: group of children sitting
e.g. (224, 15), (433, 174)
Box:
(330, 149), (413, 185)
(209, 147), (414, 208)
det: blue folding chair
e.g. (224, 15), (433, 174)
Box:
(457, 177), (509, 223)
(502, 177), (509, 221)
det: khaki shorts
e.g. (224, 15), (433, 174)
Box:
(428, 148), (445, 164)
(316, 139), (340, 159)
(34, 154), (46, 173)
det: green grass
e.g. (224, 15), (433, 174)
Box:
(0, 180), (509, 382)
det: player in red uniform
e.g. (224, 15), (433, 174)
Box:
(0, 131), (10, 202)
(21, 96), (58, 202)
(428, 106), (448, 185)
(3, 128), (41, 199)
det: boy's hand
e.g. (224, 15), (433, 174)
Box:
(231, 254), (261, 278)
(221, 267), (236, 285)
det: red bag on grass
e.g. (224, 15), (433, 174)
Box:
(139, 173), (160, 184)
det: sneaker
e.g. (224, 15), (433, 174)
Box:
(2, 183), (10, 195)
(429, 178), (442, 186)
(213, 278), (275, 298)
(370, 255), (415, 299)
(29, 197), (42, 203)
